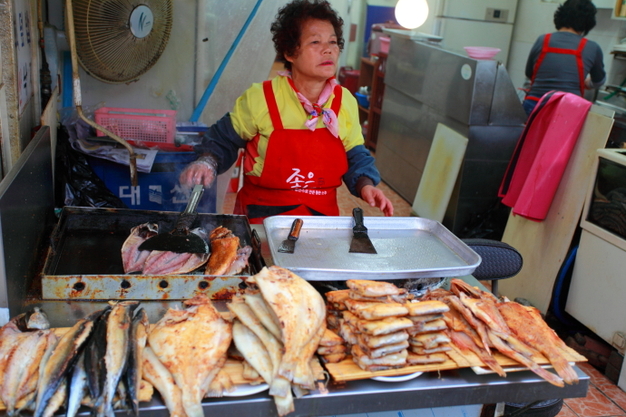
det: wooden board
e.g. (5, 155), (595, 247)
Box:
(324, 354), (460, 382)
(325, 344), (586, 383)
(412, 123), (468, 222)
(500, 106), (614, 313)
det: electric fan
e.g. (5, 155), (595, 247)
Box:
(69, 0), (173, 84)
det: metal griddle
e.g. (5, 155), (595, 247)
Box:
(264, 216), (481, 281)
(40, 207), (264, 300)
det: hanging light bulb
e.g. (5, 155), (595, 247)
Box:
(394, 0), (429, 30)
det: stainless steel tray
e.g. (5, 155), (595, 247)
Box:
(264, 216), (481, 281)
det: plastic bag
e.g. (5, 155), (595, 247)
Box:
(56, 126), (127, 209)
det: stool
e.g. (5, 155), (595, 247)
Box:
(462, 239), (523, 296)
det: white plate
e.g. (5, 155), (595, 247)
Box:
(223, 383), (269, 397)
(371, 372), (423, 382)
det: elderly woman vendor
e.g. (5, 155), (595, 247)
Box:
(179, 0), (394, 223)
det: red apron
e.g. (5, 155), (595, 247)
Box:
(234, 80), (349, 224)
(526, 33), (588, 102)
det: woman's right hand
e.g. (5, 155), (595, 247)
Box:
(179, 155), (218, 188)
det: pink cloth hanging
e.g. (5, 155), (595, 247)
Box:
(498, 91), (592, 221)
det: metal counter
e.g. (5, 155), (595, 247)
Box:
(130, 366), (589, 417)
(0, 128), (589, 415)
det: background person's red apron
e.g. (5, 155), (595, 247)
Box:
(526, 33), (587, 103)
(234, 80), (348, 224)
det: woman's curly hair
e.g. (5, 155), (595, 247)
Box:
(271, 0), (344, 70)
(554, 0), (596, 36)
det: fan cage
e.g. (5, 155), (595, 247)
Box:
(70, 0), (173, 84)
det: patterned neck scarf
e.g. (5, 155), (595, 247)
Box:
(280, 71), (339, 138)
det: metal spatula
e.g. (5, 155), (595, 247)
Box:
(349, 207), (377, 254)
(278, 218), (303, 254)
(138, 185), (209, 254)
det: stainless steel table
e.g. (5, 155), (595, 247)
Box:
(133, 366), (588, 417)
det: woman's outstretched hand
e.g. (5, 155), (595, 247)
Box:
(360, 185), (394, 217)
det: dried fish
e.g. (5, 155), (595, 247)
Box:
(33, 316), (94, 417)
(122, 223), (159, 273)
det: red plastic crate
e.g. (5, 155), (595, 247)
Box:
(94, 107), (177, 147)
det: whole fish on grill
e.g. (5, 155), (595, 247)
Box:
(142, 227), (210, 275)
(205, 226), (252, 275)
(0, 329), (51, 415)
(122, 223), (159, 273)
(33, 315), (95, 417)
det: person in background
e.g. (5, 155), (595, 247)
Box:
(179, 0), (393, 223)
(522, 0), (606, 116)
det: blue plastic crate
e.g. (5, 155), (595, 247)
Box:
(87, 152), (216, 212)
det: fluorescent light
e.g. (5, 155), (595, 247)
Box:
(394, 0), (429, 30)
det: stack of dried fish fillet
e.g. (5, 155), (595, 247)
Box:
(325, 280), (451, 371)
(424, 278), (580, 387)
(231, 266), (327, 416)
(121, 223), (251, 276)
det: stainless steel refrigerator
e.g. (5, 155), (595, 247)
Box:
(432, 0), (518, 65)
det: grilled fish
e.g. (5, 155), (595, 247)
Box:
(205, 226), (251, 275)
(142, 346), (186, 417)
(247, 266), (326, 393)
(12, 307), (50, 331)
(125, 307), (150, 416)
(33, 316), (94, 417)
(498, 301), (579, 385)
(0, 329), (50, 415)
(0, 320), (28, 383)
(66, 351), (88, 417)
(142, 228), (210, 275)
(122, 222), (159, 273)
(231, 320), (274, 385)
(95, 301), (139, 417)
(228, 297), (283, 376)
(148, 295), (232, 417)
(84, 308), (111, 405)
(243, 291), (282, 340)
